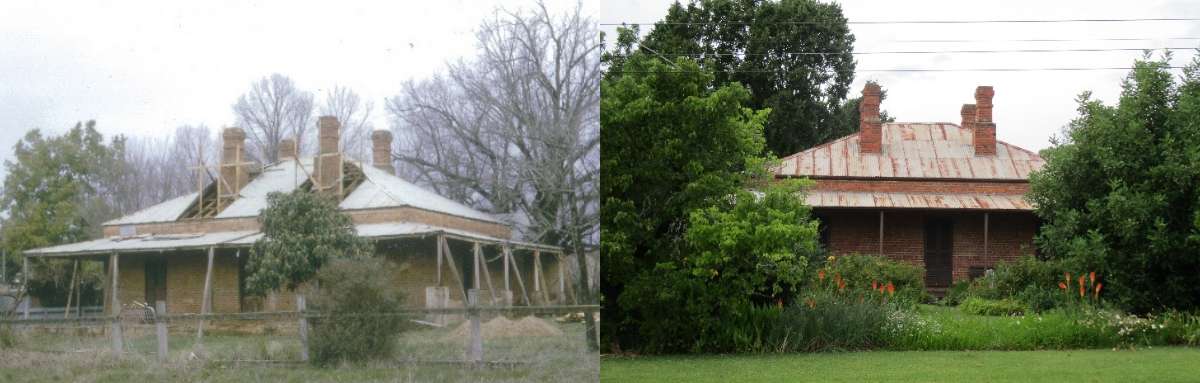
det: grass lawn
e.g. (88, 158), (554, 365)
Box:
(601, 347), (1200, 382)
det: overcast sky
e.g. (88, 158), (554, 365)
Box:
(3, 0), (1199, 181)
(0, 0), (595, 180)
(600, 0), (1200, 155)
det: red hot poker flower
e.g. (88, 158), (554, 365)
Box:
(1058, 282), (1067, 290)
(886, 282), (895, 296)
(1090, 271), (1096, 285)
(1094, 283), (1103, 299)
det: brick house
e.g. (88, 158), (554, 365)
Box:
(775, 84), (1045, 292)
(24, 117), (571, 316)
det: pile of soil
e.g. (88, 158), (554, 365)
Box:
(447, 316), (563, 340)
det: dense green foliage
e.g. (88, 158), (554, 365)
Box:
(602, 348), (1200, 383)
(619, 181), (822, 353)
(809, 254), (925, 307)
(306, 258), (408, 367)
(1028, 53), (1200, 312)
(949, 256), (1073, 312)
(959, 297), (1025, 316)
(246, 191), (370, 296)
(0, 122), (126, 304)
(638, 0), (864, 155)
(600, 48), (776, 352)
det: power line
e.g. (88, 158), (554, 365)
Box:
(609, 66), (1187, 74)
(600, 17), (1200, 26)
(654, 47), (1196, 57)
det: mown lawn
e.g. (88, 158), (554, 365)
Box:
(601, 347), (1200, 382)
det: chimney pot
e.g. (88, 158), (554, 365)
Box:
(960, 104), (976, 130)
(973, 86), (997, 155)
(371, 130), (395, 174)
(859, 83), (883, 154)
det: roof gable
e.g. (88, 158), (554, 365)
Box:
(777, 122), (1044, 180)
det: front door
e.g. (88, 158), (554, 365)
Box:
(923, 219), (954, 288)
(145, 258), (167, 306)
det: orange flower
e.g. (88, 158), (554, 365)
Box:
(1094, 283), (1103, 299)
(886, 282), (895, 296)
(872, 280), (879, 290)
(1089, 271), (1096, 285)
(1079, 278), (1085, 297)
(805, 298), (815, 309)
(838, 277), (847, 291)
(1065, 272), (1071, 284)
(1058, 282), (1067, 290)
(818, 270), (826, 282)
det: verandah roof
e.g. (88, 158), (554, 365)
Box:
(24, 222), (560, 258)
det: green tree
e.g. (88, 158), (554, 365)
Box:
(1, 122), (126, 304)
(245, 191), (370, 295)
(620, 180), (820, 353)
(600, 43), (772, 350)
(1029, 52), (1200, 313)
(638, 0), (862, 155)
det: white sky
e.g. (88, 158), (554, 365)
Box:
(0, 0), (596, 179)
(600, 0), (1200, 155)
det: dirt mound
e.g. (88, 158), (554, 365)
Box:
(447, 316), (563, 340)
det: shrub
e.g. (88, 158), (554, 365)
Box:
(306, 258), (408, 366)
(959, 297), (1024, 316)
(956, 256), (1075, 312)
(942, 280), (971, 306)
(809, 254), (925, 307)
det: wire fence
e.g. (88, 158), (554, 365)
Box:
(0, 300), (600, 370)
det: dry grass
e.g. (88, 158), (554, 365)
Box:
(0, 317), (598, 382)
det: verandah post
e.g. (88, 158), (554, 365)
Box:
(465, 290), (482, 367)
(110, 252), (123, 355)
(196, 246), (215, 345)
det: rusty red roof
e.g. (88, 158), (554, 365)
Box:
(777, 123), (1044, 180)
(805, 190), (1033, 211)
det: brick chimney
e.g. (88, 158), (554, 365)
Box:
(315, 116), (342, 193)
(371, 130), (395, 174)
(220, 127), (251, 196)
(960, 104), (976, 131)
(973, 86), (996, 155)
(278, 138), (296, 160)
(859, 83), (883, 154)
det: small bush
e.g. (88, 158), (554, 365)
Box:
(811, 254), (925, 307)
(307, 258), (408, 367)
(960, 297), (1024, 316)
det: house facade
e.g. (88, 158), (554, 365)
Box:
(776, 84), (1045, 292)
(25, 117), (572, 316)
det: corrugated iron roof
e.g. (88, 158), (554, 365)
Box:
(777, 123), (1044, 180)
(805, 190), (1033, 211)
(104, 158), (504, 226)
(26, 222), (558, 257)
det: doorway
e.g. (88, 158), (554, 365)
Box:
(145, 258), (167, 307)
(923, 218), (954, 288)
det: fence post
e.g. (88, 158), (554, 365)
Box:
(297, 295), (309, 362)
(110, 316), (124, 355)
(155, 300), (168, 362)
(466, 290), (483, 367)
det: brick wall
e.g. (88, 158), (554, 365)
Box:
(820, 209), (1037, 285)
(107, 251), (241, 314)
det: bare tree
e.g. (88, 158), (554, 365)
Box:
(320, 85), (374, 161)
(386, 2), (599, 344)
(233, 74), (315, 163)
